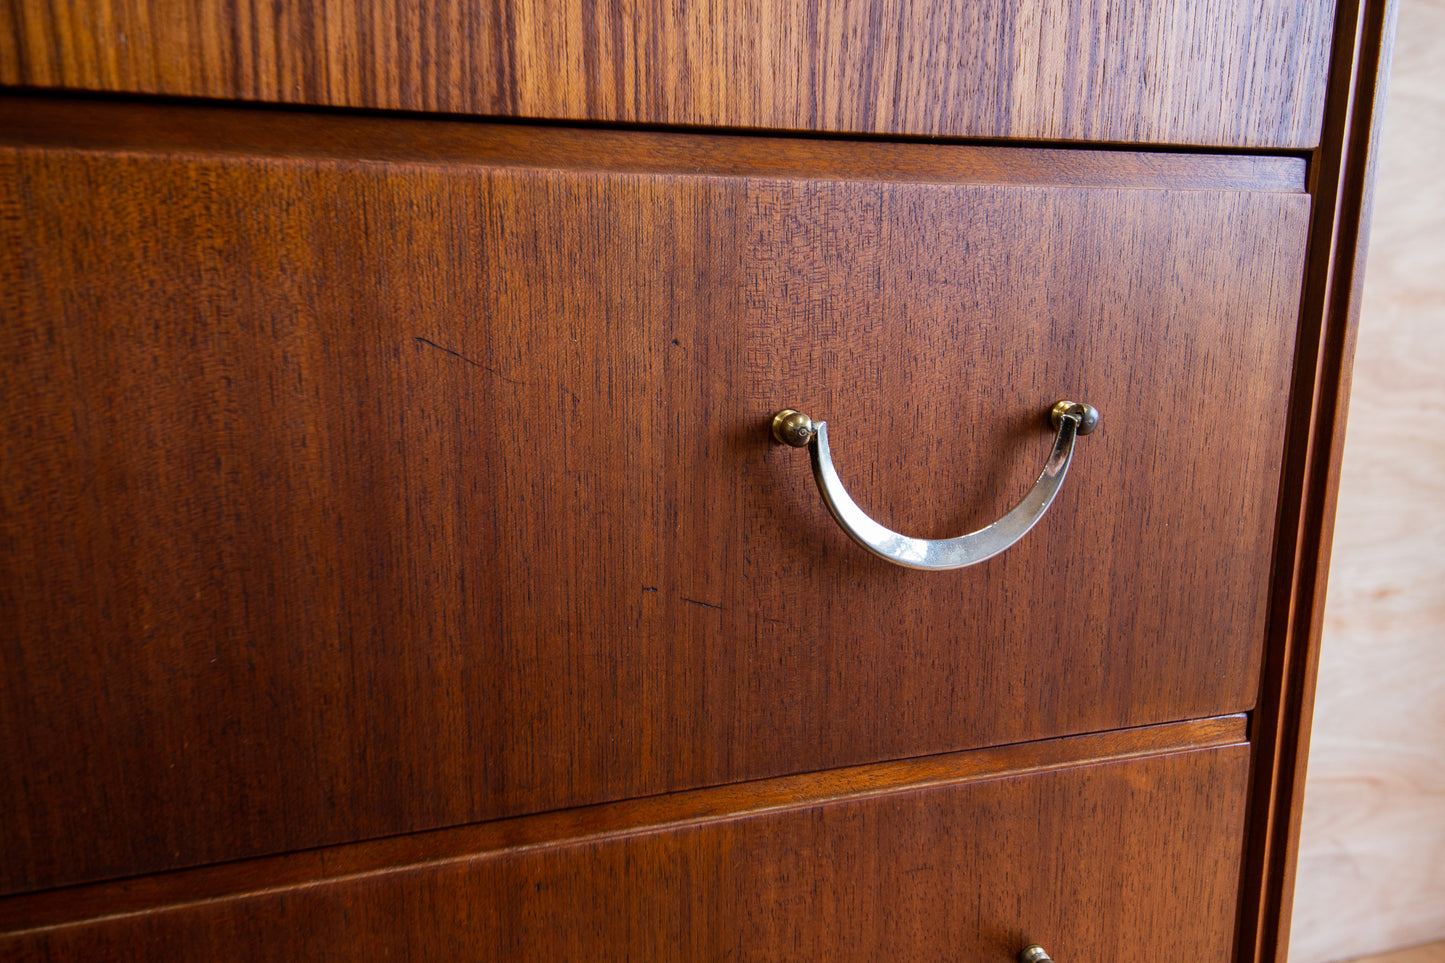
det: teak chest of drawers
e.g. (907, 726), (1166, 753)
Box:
(0, 2), (1397, 960)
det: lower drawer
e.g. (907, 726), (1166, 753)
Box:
(1, 719), (1249, 961)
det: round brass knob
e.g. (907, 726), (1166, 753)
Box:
(770, 409), (816, 448)
(1050, 400), (1100, 435)
(1019, 946), (1054, 963)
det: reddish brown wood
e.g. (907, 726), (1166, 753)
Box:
(0, 96), (1308, 895)
(1239, 2), (1401, 962)
(0, 715), (1246, 934)
(0, 722), (1251, 961)
(0, 96), (1308, 193)
(0, 0), (1336, 148)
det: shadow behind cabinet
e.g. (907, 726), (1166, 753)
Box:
(0, 2), (1395, 960)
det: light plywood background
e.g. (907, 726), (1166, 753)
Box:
(1290, 1), (1445, 961)
(1349, 943), (1445, 963)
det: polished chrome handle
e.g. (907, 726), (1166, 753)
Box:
(771, 401), (1098, 570)
(1019, 945), (1054, 963)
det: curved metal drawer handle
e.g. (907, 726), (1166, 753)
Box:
(771, 400), (1099, 570)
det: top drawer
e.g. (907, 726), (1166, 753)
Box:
(0, 0), (1337, 149)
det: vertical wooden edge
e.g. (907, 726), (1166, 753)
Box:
(1241, 1), (1401, 961)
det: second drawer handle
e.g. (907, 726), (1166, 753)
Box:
(771, 401), (1098, 570)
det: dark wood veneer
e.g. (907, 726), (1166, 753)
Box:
(1240, 2), (1401, 961)
(0, 716), (1245, 936)
(0, 97), (1308, 193)
(0, 0), (1336, 148)
(1, 97), (1307, 894)
(0, 719), (1250, 962)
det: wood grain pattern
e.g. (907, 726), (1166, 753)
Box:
(0, 96), (1310, 194)
(0, 0), (1337, 148)
(0, 732), (1252, 962)
(1238, 2), (1402, 962)
(1291, 2), (1445, 959)
(1, 97), (1307, 895)
(0, 716), (1247, 935)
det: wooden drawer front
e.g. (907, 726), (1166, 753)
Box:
(0, 0), (1336, 148)
(0, 99), (1306, 893)
(0, 721), (1251, 961)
